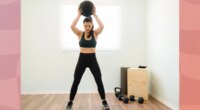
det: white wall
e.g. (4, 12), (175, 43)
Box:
(21, 0), (147, 94)
(147, 0), (179, 109)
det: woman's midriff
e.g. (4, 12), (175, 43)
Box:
(80, 47), (96, 53)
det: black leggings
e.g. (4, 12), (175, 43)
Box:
(69, 53), (106, 101)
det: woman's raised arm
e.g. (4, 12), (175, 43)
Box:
(93, 6), (104, 38)
(71, 8), (82, 38)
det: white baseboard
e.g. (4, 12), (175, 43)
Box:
(21, 90), (114, 95)
(150, 93), (179, 110)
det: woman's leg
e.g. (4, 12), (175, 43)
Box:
(89, 57), (106, 100)
(89, 56), (110, 109)
(69, 57), (86, 101)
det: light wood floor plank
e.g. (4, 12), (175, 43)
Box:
(21, 93), (172, 110)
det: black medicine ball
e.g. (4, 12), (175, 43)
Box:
(79, 0), (94, 17)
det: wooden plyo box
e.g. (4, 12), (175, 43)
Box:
(127, 68), (148, 100)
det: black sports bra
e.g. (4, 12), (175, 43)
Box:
(79, 32), (97, 48)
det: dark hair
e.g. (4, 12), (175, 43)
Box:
(83, 17), (94, 38)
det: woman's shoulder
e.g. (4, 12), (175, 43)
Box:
(77, 31), (84, 41)
(93, 31), (98, 40)
(80, 31), (85, 37)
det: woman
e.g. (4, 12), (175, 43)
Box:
(66, 6), (110, 110)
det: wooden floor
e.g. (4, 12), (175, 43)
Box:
(21, 93), (172, 110)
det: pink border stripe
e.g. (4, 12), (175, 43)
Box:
(180, 0), (200, 109)
(0, 0), (20, 110)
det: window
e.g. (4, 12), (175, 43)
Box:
(60, 4), (121, 51)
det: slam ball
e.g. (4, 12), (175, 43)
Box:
(79, 0), (94, 17)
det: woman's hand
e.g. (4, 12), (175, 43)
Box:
(92, 6), (97, 16)
(78, 7), (82, 17)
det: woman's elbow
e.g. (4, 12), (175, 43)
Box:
(71, 25), (76, 31)
(70, 25), (74, 29)
(101, 25), (104, 30)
